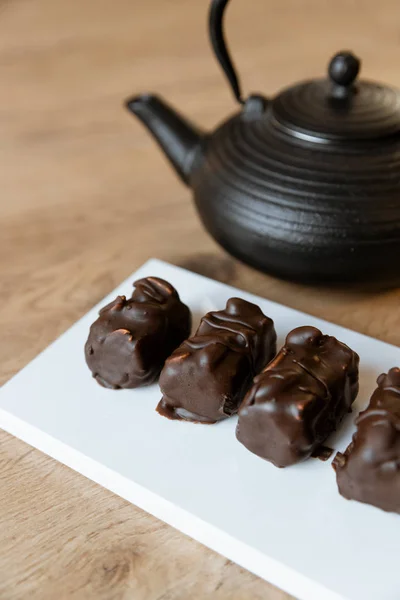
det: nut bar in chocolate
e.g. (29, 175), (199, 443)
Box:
(157, 298), (277, 423)
(236, 326), (359, 467)
(333, 367), (400, 514)
(85, 277), (191, 389)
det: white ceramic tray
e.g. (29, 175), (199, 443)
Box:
(1, 259), (399, 600)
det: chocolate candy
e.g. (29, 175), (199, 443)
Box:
(333, 368), (400, 513)
(85, 277), (191, 389)
(236, 326), (359, 467)
(157, 298), (277, 423)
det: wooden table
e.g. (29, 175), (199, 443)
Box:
(1, 0), (399, 598)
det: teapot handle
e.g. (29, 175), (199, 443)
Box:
(209, 0), (244, 105)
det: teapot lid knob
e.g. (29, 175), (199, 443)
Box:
(328, 51), (361, 87)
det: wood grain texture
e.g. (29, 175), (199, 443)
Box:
(0, 0), (399, 598)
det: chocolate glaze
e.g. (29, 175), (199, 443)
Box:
(236, 326), (359, 467)
(84, 277), (191, 389)
(333, 367), (400, 513)
(157, 298), (277, 423)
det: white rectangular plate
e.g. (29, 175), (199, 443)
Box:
(1, 259), (399, 600)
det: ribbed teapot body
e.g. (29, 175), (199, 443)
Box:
(191, 112), (400, 285)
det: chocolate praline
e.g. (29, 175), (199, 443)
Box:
(85, 277), (191, 389)
(333, 367), (400, 513)
(236, 326), (360, 467)
(157, 297), (277, 423)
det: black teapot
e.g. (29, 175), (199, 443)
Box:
(126, 0), (400, 286)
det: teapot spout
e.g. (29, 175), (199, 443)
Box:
(125, 94), (204, 186)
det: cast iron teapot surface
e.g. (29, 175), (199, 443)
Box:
(126, 0), (400, 286)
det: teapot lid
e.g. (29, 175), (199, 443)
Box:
(271, 52), (400, 142)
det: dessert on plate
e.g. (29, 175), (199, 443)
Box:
(236, 326), (360, 467)
(157, 297), (277, 423)
(333, 367), (400, 513)
(85, 277), (191, 389)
